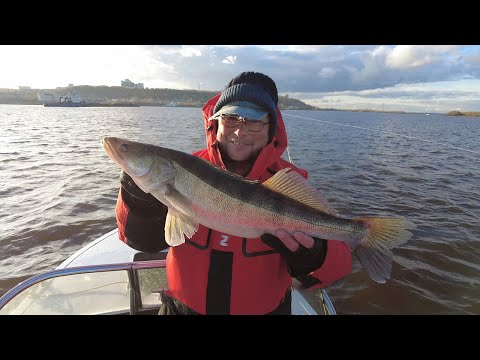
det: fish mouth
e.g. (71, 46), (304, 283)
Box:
(102, 137), (127, 169)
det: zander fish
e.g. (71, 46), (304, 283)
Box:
(102, 136), (414, 283)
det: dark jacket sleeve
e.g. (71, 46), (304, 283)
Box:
(302, 240), (351, 290)
(116, 172), (169, 253)
(288, 239), (352, 290)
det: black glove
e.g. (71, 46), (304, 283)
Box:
(120, 170), (160, 209)
(119, 171), (169, 253)
(260, 233), (328, 278)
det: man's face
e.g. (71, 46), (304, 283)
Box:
(216, 115), (270, 162)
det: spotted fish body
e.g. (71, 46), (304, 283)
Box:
(102, 136), (414, 283)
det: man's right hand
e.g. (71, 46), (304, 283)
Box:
(120, 170), (158, 206)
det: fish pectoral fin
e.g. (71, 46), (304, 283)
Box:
(164, 209), (199, 247)
(262, 168), (337, 215)
(162, 185), (199, 246)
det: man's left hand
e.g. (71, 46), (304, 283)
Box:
(260, 231), (328, 278)
(274, 229), (315, 252)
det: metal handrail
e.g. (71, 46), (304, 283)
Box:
(321, 289), (337, 315)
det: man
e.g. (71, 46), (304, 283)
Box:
(115, 71), (352, 314)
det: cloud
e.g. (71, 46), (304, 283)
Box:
(289, 79), (480, 112)
(179, 47), (202, 57)
(317, 67), (337, 79)
(222, 56), (237, 65)
(386, 45), (460, 69)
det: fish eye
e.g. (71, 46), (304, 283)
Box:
(120, 143), (128, 152)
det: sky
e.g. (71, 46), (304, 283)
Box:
(1, 45), (479, 113)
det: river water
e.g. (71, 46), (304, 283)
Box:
(1, 105), (479, 314)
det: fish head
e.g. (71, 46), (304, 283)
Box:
(102, 136), (176, 193)
(102, 136), (156, 176)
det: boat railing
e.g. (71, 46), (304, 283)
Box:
(0, 260), (167, 315)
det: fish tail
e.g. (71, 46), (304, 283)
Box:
(353, 217), (415, 283)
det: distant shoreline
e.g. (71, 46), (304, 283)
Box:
(1, 101), (480, 117)
(1, 85), (479, 116)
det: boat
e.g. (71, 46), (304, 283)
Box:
(83, 103), (140, 107)
(40, 92), (86, 107)
(0, 228), (336, 315)
(43, 103), (86, 107)
(38, 92), (139, 108)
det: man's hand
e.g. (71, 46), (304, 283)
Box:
(260, 230), (328, 278)
(120, 171), (156, 202)
(120, 171), (162, 211)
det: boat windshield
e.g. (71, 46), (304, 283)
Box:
(0, 261), (167, 315)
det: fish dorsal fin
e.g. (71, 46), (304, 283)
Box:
(262, 168), (337, 215)
(164, 209), (199, 247)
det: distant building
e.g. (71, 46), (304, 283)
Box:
(121, 79), (134, 88)
(121, 79), (144, 89)
(18, 86), (31, 90)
